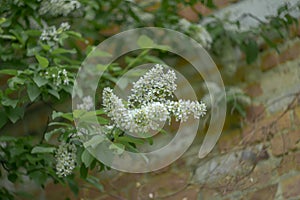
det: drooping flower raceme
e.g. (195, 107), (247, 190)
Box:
(55, 143), (77, 177)
(39, 0), (81, 17)
(76, 96), (94, 111)
(102, 64), (207, 135)
(128, 64), (177, 107)
(40, 22), (70, 46)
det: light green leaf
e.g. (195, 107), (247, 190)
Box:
(33, 75), (48, 87)
(137, 35), (154, 48)
(27, 83), (41, 101)
(31, 146), (56, 154)
(0, 69), (18, 76)
(109, 143), (125, 155)
(2, 97), (18, 108)
(35, 54), (49, 68)
(49, 89), (60, 99)
(51, 48), (76, 55)
(81, 149), (94, 168)
(44, 128), (64, 142)
(0, 34), (16, 40)
(83, 135), (104, 148)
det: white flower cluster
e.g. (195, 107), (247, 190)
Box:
(102, 64), (207, 134)
(178, 19), (212, 49)
(55, 143), (76, 177)
(40, 22), (70, 46)
(166, 100), (206, 122)
(103, 87), (169, 134)
(43, 68), (70, 86)
(128, 64), (177, 107)
(76, 96), (94, 111)
(39, 0), (81, 17)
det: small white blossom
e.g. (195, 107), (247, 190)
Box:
(55, 143), (77, 177)
(77, 96), (94, 111)
(39, 0), (81, 17)
(42, 68), (70, 87)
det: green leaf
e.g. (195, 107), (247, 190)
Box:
(29, 171), (48, 186)
(80, 164), (88, 179)
(33, 75), (48, 87)
(44, 128), (65, 141)
(0, 112), (8, 129)
(242, 39), (259, 64)
(137, 35), (154, 48)
(6, 107), (24, 123)
(31, 146), (56, 154)
(52, 111), (73, 121)
(66, 31), (82, 38)
(86, 176), (104, 192)
(8, 173), (18, 183)
(0, 69), (18, 75)
(27, 83), (41, 101)
(49, 89), (60, 99)
(67, 177), (79, 196)
(35, 54), (49, 68)
(25, 30), (41, 37)
(0, 135), (17, 142)
(2, 97), (18, 108)
(116, 136), (144, 145)
(83, 135), (105, 148)
(0, 35), (16, 40)
(51, 48), (76, 55)
(81, 149), (94, 168)
(109, 143), (125, 155)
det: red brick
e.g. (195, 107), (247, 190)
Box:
(163, 186), (199, 200)
(244, 83), (263, 97)
(295, 106), (300, 125)
(193, 3), (212, 16)
(251, 163), (277, 188)
(278, 151), (300, 175)
(247, 184), (278, 200)
(275, 111), (292, 131)
(260, 50), (279, 71)
(178, 5), (199, 22)
(278, 154), (295, 175)
(271, 130), (300, 156)
(271, 133), (287, 156)
(290, 22), (300, 37)
(138, 171), (190, 199)
(282, 173), (300, 199)
(242, 125), (265, 144)
(279, 41), (300, 63)
(246, 104), (265, 122)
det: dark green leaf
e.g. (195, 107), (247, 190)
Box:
(80, 164), (88, 179)
(8, 173), (18, 183)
